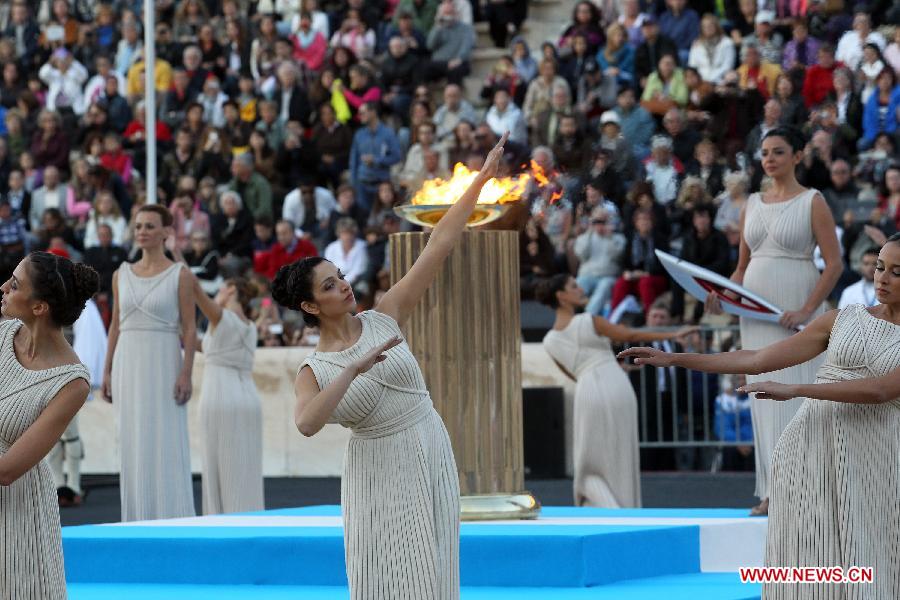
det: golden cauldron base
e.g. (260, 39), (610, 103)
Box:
(461, 492), (541, 521)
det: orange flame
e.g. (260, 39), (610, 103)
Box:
(410, 159), (561, 206)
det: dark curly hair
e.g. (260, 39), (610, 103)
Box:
(27, 252), (100, 327)
(535, 274), (570, 309)
(271, 256), (327, 326)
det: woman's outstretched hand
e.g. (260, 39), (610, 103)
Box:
(738, 381), (797, 401)
(351, 336), (403, 375)
(477, 131), (509, 182)
(617, 347), (675, 367)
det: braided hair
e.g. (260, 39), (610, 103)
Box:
(271, 256), (327, 326)
(27, 252), (100, 327)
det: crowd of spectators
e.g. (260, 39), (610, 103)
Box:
(0, 0), (897, 349)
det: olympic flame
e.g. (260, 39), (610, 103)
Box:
(410, 160), (555, 206)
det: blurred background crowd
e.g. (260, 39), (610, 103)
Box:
(0, 0), (895, 354)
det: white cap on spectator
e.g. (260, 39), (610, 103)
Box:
(651, 135), (673, 151)
(755, 10), (775, 24)
(600, 111), (620, 126)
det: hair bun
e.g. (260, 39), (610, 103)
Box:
(72, 263), (100, 305)
(271, 264), (296, 309)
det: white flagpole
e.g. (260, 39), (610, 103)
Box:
(144, 0), (157, 204)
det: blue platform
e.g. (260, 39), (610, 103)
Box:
(64, 506), (765, 599)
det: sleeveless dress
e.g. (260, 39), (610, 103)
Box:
(765, 305), (900, 600)
(113, 262), (195, 522)
(301, 310), (460, 599)
(543, 313), (640, 507)
(0, 319), (89, 599)
(741, 189), (827, 499)
(200, 309), (264, 515)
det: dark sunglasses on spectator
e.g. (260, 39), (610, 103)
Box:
(592, 219), (607, 225)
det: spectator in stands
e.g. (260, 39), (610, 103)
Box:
(560, 34), (594, 92)
(574, 206), (625, 315)
(39, 48), (87, 115)
(254, 219), (319, 280)
(746, 99), (784, 167)
(782, 18), (821, 72)
(531, 84), (575, 148)
(398, 121), (449, 191)
(523, 59), (571, 129)
(742, 10), (783, 67)
(282, 179), (336, 244)
(884, 26), (900, 76)
(859, 67), (900, 151)
(662, 108), (700, 166)
(857, 43), (886, 104)
(659, 0), (700, 65)
(634, 16), (678, 87)
(83, 191), (127, 249)
(823, 159), (862, 221)
(433, 84), (479, 144)
(596, 24), (635, 101)
(595, 111), (634, 181)
(520, 216), (556, 298)
(228, 152), (273, 222)
(686, 138), (725, 197)
(393, 0), (438, 35)
(212, 190), (255, 275)
(324, 217), (369, 295)
(553, 115), (591, 175)
(325, 184), (368, 245)
(511, 37), (538, 83)
(618, 0), (650, 48)
(737, 42), (781, 99)
(838, 247), (879, 308)
(272, 62), (312, 127)
(29, 165), (67, 231)
(835, 11), (885, 71)
(673, 205), (730, 322)
(688, 13), (735, 85)
(293, 12), (327, 73)
(170, 190), (212, 253)
(380, 37), (420, 123)
(0, 197), (25, 283)
(311, 103), (351, 190)
(612, 86), (653, 160)
(31, 109), (69, 172)
(641, 54), (688, 116)
(802, 44), (840, 109)
(714, 171), (750, 234)
(483, 0), (527, 48)
(644, 135), (682, 206)
(424, 1), (475, 85)
(611, 208), (669, 314)
(5, 1), (39, 69)
(559, 1), (604, 55)
(349, 102), (402, 212)
(772, 73), (808, 128)
(2, 169), (30, 227)
(83, 222), (127, 297)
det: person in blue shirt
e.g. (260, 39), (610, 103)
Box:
(613, 86), (655, 160)
(349, 102), (402, 212)
(658, 0), (699, 65)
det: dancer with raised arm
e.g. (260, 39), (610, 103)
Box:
(0, 252), (98, 599)
(620, 233), (900, 600)
(271, 133), (509, 600)
(192, 275), (264, 515)
(101, 204), (198, 522)
(538, 274), (696, 508)
(707, 126), (841, 515)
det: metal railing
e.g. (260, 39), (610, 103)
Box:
(622, 324), (754, 449)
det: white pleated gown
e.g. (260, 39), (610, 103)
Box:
(113, 262), (195, 521)
(0, 319), (89, 599)
(740, 189), (826, 499)
(200, 309), (264, 515)
(765, 305), (900, 599)
(543, 313), (641, 508)
(301, 310), (460, 599)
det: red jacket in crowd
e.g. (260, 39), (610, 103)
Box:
(802, 62), (843, 108)
(253, 237), (318, 280)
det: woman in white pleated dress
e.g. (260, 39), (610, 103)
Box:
(102, 205), (198, 522)
(706, 127), (842, 515)
(271, 134), (508, 599)
(0, 252), (98, 599)
(622, 234), (900, 600)
(539, 274), (695, 507)
(193, 276), (264, 515)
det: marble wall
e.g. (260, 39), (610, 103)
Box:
(79, 344), (576, 477)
